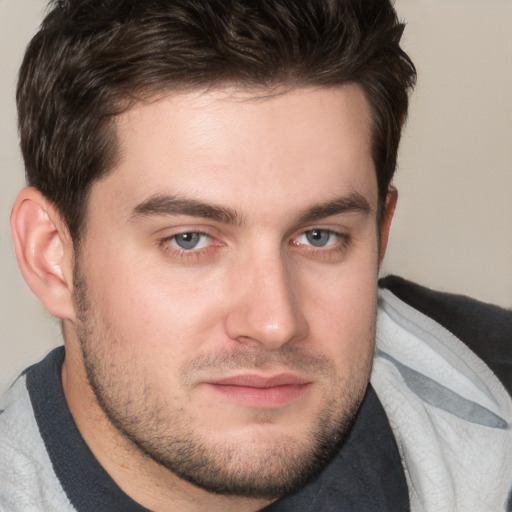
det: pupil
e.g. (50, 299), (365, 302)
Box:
(175, 233), (200, 249)
(306, 229), (329, 247)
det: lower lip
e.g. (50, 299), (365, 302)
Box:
(205, 383), (311, 408)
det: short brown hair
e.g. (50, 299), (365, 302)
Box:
(17, 0), (416, 240)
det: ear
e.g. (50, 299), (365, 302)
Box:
(10, 187), (76, 320)
(378, 186), (398, 265)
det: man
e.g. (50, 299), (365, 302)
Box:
(1, 0), (511, 511)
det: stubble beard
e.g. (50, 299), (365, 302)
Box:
(72, 267), (375, 500)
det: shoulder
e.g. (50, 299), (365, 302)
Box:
(379, 275), (512, 394)
(0, 354), (75, 511)
(374, 276), (512, 511)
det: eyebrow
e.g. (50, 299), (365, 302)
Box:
(131, 194), (244, 225)
(130, 191), (371, 225)
(296, 192), (371, 224)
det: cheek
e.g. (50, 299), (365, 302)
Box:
(298, 249), (379, 360)
(86, 250), (228, 359)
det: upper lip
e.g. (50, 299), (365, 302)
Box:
(208, 374), (311, 388)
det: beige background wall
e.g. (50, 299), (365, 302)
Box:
(382, 0), (512, 309)
(1, 0), (511, 393)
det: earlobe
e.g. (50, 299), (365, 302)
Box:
(10, 187), (76, 320)
(378, 186), (398, 264)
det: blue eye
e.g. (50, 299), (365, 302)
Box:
(302, 229), (337, 248)
(171, 232), (210, 250)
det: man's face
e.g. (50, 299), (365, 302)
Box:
(71, 85), (383, 498)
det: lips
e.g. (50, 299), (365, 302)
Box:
(204, 373), (312, 408)
(211, 373), (309, 387)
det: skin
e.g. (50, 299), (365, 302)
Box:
(12, 84), (396, 512)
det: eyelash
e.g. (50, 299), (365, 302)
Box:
(157, 228), (350, 261)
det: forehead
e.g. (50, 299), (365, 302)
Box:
(92, 84), (376, 221)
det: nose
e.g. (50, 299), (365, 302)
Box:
(224, 253), (309, 350)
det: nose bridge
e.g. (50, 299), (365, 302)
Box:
(225, 246), (308, 349)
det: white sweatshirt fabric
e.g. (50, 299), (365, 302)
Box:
(372, 289), (512, 512)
